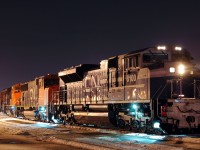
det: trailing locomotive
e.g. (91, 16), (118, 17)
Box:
(0, 74), (59, 121)
(0, 45), (200, 134)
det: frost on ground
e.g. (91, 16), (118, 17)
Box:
(0, 112), (199, 150)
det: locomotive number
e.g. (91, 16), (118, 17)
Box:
(126, 73), (137, 83)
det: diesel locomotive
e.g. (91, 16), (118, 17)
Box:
(1, 45), (200, 134)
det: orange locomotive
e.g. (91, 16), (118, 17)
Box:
(0, 74), (59, 120)
(11, 83), (22, 106)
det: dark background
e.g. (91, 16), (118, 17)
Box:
(0, 0), (200, 90)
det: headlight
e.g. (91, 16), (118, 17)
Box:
(157, 46), (166, 50)
(153, 122), (160, 128)
(175, 46), (182, 51)
(178, 64), (185, 75)
(169, 67), (175, 73)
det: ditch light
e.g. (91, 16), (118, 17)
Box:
(153, 122), (160, 128)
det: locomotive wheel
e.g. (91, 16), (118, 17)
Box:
(70, 114), (77, 125)
(108, 110), (118, 127)
(63, 119), (66, 125)
(130, 120), (145, 133)
(35, 114), (41, 121)
(63, 114), (77, 125)
(117, 119), (126, 129)
(62, 116), (69, 125)
(130, 120), (140, 128)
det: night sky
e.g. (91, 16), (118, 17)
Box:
(0, 0), (200, 90)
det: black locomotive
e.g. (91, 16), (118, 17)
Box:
(55, 45), (200, 134)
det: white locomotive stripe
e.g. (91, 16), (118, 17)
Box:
(73, 112), (108, 117)
(109, 84), (144, 90)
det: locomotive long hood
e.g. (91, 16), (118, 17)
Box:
(58, 64), (99, 83)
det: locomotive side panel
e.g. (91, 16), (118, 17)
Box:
(11, 83), (22, 106)
(37, 78), (45, 106)
(108, 53), (150, 103)
(21, 82), (28, 107)
(58, 64), (100, 105)
(108, 55), (124, 101)
(36, 74), (59, 106)
(82, 68), (108, 104)
(0, 88), (11, 112)
(108, 67), (124, 101)
(28, 79), (38, 108)
(66, 81), (82, 104)
(125, 68), (150, 101)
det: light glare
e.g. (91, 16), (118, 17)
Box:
(153, 122), (160, 128)
(132, 104), (137, 109)
(175, 47), (182, 51)
(157, 46), (166, 50)
(11, 106), (15, 110)
(178, 64), (185, 75)
(169, 67), (175, 73)
(179, 94), (184, 98)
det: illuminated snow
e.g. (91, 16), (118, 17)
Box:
(0, 112), (199, 150)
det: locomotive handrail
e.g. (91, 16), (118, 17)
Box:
(156, 82), (168, 117)
(156, 82), (168, 100)
(193, 79), (200, 98)
(151, 85), (163, 100)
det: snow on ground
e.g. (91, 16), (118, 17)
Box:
(0, 112), (199, 150)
